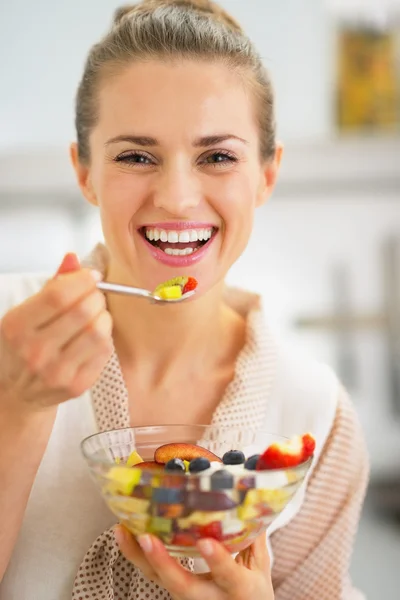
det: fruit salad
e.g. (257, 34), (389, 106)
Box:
(153, 276), (198, 300)
(103, 433), (315, 555)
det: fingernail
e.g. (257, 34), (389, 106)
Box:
(114, 526), (126, 546)
(138, 534), (153, 554)
(198, 539), (214, 557)
(91, 269), (103, 282)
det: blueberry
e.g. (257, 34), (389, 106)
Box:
(211, 469), (234, 490)
(244, 454), (260, 470)
(222, 450), (245, 465)
(165, 458), (186, 473)
(189, 457), (211, 473)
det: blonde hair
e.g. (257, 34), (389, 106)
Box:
(75, 0), (276, 163)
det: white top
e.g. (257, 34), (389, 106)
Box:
(0, 272), (338, 600)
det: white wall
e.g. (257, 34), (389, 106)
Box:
(0, 0), (334, 149)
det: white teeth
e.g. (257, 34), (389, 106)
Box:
(145, 226), (215, 244)
(178, 231), (190, 243)
(167, 231), (179, 243)
(164, 247), (194, 256)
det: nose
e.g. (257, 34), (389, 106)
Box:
(152, 161), (201, 215)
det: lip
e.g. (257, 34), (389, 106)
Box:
(140, 222), (217, 231)
(139, 229), (218, 267)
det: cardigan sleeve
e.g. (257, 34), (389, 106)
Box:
(270, 387), (369, 600)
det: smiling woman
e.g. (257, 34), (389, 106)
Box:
(0, 1), (368, 600)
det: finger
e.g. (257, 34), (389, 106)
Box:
(136, 534), (204, 599)
(8, 269), (103, 333)
(38, 311), (113, 391)
(250, 532), (270, 571)
(65, 350), (114, 399)
(114, 526), (160, 584)
(197, 539), (244, 594)
(19, 292), (108, 373)
(40, 289), (107, 350)
(236, 532), (270, 572)
(55, 252), (81, 276)
(60, 309), (113, 365)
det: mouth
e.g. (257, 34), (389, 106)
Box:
(138, 224), (218, 266)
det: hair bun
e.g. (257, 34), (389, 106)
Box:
(113, 0), (242, 33)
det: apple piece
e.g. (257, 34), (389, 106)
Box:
(154, 443), (222, 464)
(106, 466), (141, 495)
(124, 515), (150, 536)
(107, 495), (150, 515)
(178, 509), (237, 529)
(154, 276), (198, 298)
(126, 450), (144, 467)
(221, 518), (245, 537)
(140, 461), (164, 471)
(244, 488), (291, 513)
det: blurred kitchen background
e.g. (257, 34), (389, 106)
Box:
(1, 0), (400, 596)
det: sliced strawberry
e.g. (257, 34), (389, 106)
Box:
(256, 436), (304, 470)
(182, 277), (198, 294)
(302, 433), (315, 461)
(172, 532), (196, 547)
(198, 521), (223, 541)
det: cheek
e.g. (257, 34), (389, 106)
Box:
(94, 167), (146, 222)
(217, 175), (258, 229)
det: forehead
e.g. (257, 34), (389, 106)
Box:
(96, 59), (259, 142)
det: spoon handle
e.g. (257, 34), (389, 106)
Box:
(97, 281), (154, 300)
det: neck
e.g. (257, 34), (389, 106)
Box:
(106, 270), (237, 381)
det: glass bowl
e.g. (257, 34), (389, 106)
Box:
(81, 425), (312, 557)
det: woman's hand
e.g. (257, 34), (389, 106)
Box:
(0, 253), (113, 417)
(115, 526), (274, 600)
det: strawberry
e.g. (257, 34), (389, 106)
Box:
(182, 277), (198, 295)
(302, 433), (315, 461)
(198, 521), (223, 541)
(256, 433), (315, 470)
(172, 532), (196, 547)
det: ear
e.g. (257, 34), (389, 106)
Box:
(70, 143), (98, 207)
(256, 142), (284, 208)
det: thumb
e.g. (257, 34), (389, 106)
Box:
(55, 252), (81, 276)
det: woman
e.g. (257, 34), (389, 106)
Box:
(0, 1), (368, 599)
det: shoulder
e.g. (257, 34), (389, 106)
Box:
(0, 272), (48, 317)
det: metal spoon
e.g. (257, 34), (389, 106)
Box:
(97, 281), (195, 304)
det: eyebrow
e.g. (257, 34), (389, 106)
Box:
(105, 134), (248, 147)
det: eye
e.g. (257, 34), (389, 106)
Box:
(114, 152), (156, 166)
(200, 151), (238, 169)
